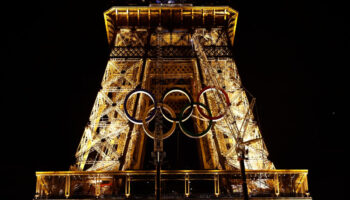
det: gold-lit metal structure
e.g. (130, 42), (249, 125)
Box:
(76, 5), (272, 172)
(34, 3), (311, 199)
(35, 170), (310, 199)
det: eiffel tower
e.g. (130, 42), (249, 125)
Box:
(34, 2), (311, 199)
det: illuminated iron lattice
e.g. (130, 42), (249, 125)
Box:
(75, 5), (275, 172)
(34, 4), (311, 200)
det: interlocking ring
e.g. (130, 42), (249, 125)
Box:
(160, 87), (193, 123)
(179, 102), (213, 138)
(124, 89), (156, 125)
(142, 103), (177, 140)
(123, 87), (228, 139)
(197, 86), (230, 121)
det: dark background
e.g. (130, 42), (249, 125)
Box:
(1, 0), (344, 199)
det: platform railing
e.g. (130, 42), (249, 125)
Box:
(34, 170), (310, 199)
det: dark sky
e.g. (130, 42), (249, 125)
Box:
(1, 0), (345, 199)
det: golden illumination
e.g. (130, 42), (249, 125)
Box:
(35, 170), (310, 198)
(103, 6), (238, 45)
(35, 3), (310, 199)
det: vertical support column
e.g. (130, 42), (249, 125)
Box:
(155, 157), (161, 200)
(202, 9), (205, 25)
(296, 174), (306, 195)
(65, 175), (70, 199)
(148, 9), (151, 28)
(181, 9), (183, 24)
(213, 9), (216, 25)
(304, 174), (310, 197)
(274, 173), (280, 197)
(40, 176), (45, 197)
(291, 175), (295, 195)
(214, 174), (220, 197)
(300, 176), (305, 195)
(126, 9), (129, 26)
(191, 9), (194, 22)
(239, 155), (249, 200)
(35, 175), (41, 199)
(125, 175), (131, 198)
(153, 26), (164, 200)
(137, 9), (140, 26)
(95, 175), (101, 198)
(185, 174), (190, 197)
(224, 9), (227, 21)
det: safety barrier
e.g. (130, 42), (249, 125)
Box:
(34, 169), (310, 199)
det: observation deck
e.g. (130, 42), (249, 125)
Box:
(104, 5), (238, 45)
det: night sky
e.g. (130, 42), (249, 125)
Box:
(1, 0), (344, 199)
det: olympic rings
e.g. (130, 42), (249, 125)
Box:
(124, 89), (156, 125)
(142, 103), (177, 140)
(160, 87), (193, 123)
(197, 86), (231, 122)
(123, 87), (229, 139)
(178, 102), (213, 138)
